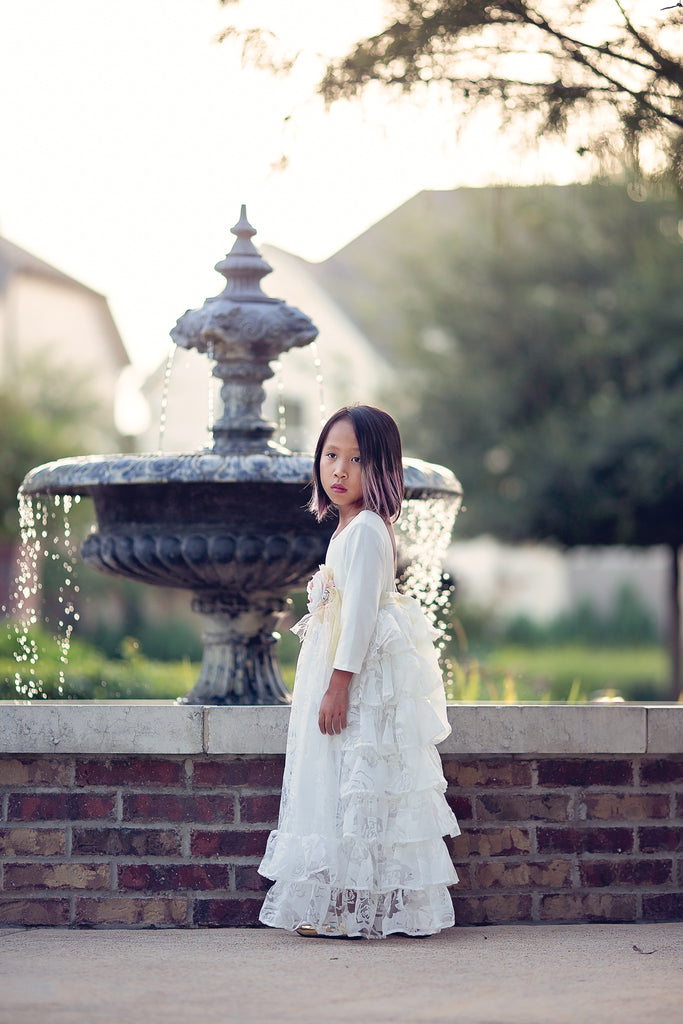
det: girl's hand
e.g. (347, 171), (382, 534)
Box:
(318, 669), (353, 735)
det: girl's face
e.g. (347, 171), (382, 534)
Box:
(319, 417), (364, 518)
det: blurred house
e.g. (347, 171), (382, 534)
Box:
(446, 536), (670, 635)
(0, 235), (128, 443)
(139, 244), (392, 456)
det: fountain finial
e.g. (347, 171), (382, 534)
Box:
(170, 206), (318, 453)
(214, 206), (277, 303)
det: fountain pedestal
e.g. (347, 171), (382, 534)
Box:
(190, 591), (289, 704)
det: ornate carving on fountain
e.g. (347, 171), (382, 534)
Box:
(80, 529), (328, 594)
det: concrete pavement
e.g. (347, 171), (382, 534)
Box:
(1, 923), (681, 1024)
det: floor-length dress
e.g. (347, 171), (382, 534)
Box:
(258, 509), (460, 938)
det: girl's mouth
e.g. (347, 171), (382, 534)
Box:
(331, 485), (347, 493)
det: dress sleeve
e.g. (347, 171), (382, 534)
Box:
(332, 521), (387, 674)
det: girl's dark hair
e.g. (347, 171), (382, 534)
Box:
(309, 405), (404, 523)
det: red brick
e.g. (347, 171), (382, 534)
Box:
(632, 859), (674, 886)
(117, 863), (229, 892)
(446, 794), (474, 821)
(582, 793), (670, 821)
(475, 793), (570, 823)
(75, 897), (188, 927)
(75, 758), (185, 787)
(634, 860), (671, 884)
(122, 793), (234, 824)
(474, 859), (572, 890)
(451, 827), (531, 858)
(537, 827), (634, 855)
(234, 866), (271, 892)
(642, 892), (683, 920)
(239, 795), (281, 824)
(452, 894), (532, 925)
(0, 898), (70, 926)
(443, 842), (472, 887)
(0, 757), (70, 787)
(190, 829), (270, 858)
(638, 826), (683, 853)
(72, 827), (181, 857)
(677, 794), (683, 817)
(192, 757), (284, 789)
(538, 759), (633, 788)
(4, 863), (110, 891)
(0, 827), (66, 856)
(192, 897), (262, 927)
(443, 760), (532, 788)
(640, 759), (683, 785)
(580, 859), (672, 888)
(539, 893), (637, 923)
(7, 793), (115, 822)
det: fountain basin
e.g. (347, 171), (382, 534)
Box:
(21, 451), (462, 704)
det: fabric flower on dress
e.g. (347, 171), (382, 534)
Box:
(306, 565), (336, 617)
(292, 565), (342, 665)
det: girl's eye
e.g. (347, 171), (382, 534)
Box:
(352, 457), (361, 464)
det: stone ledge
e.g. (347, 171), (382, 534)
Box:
(646, 705), (683, 753)
(0, 702), (204, 755)
(0, 701), (680, 756)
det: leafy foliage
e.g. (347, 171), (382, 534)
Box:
(318, 183), (683, 551)
(0, 352), (111, 541)
(318, 1), (683, 185)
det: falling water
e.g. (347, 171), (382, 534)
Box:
(273, 359), (287, 447)
(206, 339), (216, 441)
(311, 341), (326, 428)
(5, 492), (81, 698)
(53, 495), (80, 689)
(157, 342), (178, 452)
(398, 494), (459, 675)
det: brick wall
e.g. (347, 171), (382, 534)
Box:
(1, 752), (681, 928)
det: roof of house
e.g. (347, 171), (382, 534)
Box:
(0, 234), (130, 368)
(309, 183), (683, 357)
(0, 235), (103, 295)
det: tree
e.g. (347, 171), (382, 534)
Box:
(0, 352), (112, 540)
(0, 352), (121, 651)
(312, 183), (683, 697)
(319, 1), (683, 185)
(220, 1), (683, 184)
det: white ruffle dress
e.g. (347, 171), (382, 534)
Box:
(258, 509), (460, 938)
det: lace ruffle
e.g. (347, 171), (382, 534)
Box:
(259, 881), (456, 939)
(260, 829), (458, 891)
(260, 577), (459, 938)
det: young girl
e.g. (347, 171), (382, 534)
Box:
(258, 405), (460, 938)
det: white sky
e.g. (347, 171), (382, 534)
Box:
(0, 0), (610, 377)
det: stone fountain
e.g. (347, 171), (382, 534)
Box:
(20, 208), (462, 704)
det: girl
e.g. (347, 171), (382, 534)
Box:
(258, 405), (460, 938)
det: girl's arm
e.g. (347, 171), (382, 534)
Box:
(319, 520), (387, 735)
(318, 668), (353, 735)
(331, 522), (386, 674)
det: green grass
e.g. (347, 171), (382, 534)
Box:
(1, 631), (197, 701)
(2, 623), (670, 703)
(447, 644), (669, 703)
